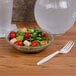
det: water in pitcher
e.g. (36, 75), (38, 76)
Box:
(35, 0), (75, 35)
(0, 0), (13, 37)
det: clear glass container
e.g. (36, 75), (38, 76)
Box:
(0, 0), (13, 37)
(34, 0), (76, 35)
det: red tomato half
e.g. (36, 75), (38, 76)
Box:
(30, 41), (38, 47)
(14, 40), (23, 46)
(43, 33), (48, 38)
(24, 33), (31, 39)
(9, 31), (16, 39)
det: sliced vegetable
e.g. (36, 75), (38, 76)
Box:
(30, 41), (38, 47)
(24, 33), (31, 39)
(14, 40), (23, 46)
(16, 36), (24, 41)
(36, 37), (42, 41)
(40, 40), (48, 45)
(35, 29), (43, 33)
(31, 34), (36, 38)
(16, 30), (25, 36)
(9, 31), (16, 39)
(28, 28), (34, 33)
(32, 32), (37, 37)
(43, 33), (48, 38)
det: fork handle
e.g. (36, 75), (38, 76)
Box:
(37, 51), (60, 65)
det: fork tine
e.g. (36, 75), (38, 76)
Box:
(65, 41), (74, 50)
(61, 41), (75, 54)
(67, 42), (75, 51)
(62, 40), (71, 50)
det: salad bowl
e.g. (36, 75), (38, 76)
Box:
(6, 28), (54, 53)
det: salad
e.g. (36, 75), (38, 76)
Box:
(9, 28), (50, 47)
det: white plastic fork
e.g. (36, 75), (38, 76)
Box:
(37, 40), (75, 65)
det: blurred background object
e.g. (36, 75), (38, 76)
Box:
(13, 0), (36, 22)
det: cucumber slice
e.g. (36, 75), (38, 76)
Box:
(28, 28), (34, 33)
(16, 30), (25, 36)
(16, 36), (24, 41)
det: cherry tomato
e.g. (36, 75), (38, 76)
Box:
(24, 33), (31, 39)
(43, 33), (48, 38)
(30, 41), (38, 47)
(9, 31), (16, 39)
(14, 40), (23, 46)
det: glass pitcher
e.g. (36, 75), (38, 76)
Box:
(0, 0), (13, 37)
(34, 0), (76, 35)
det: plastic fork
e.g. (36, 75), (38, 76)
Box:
(37, 40), (75, 65)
